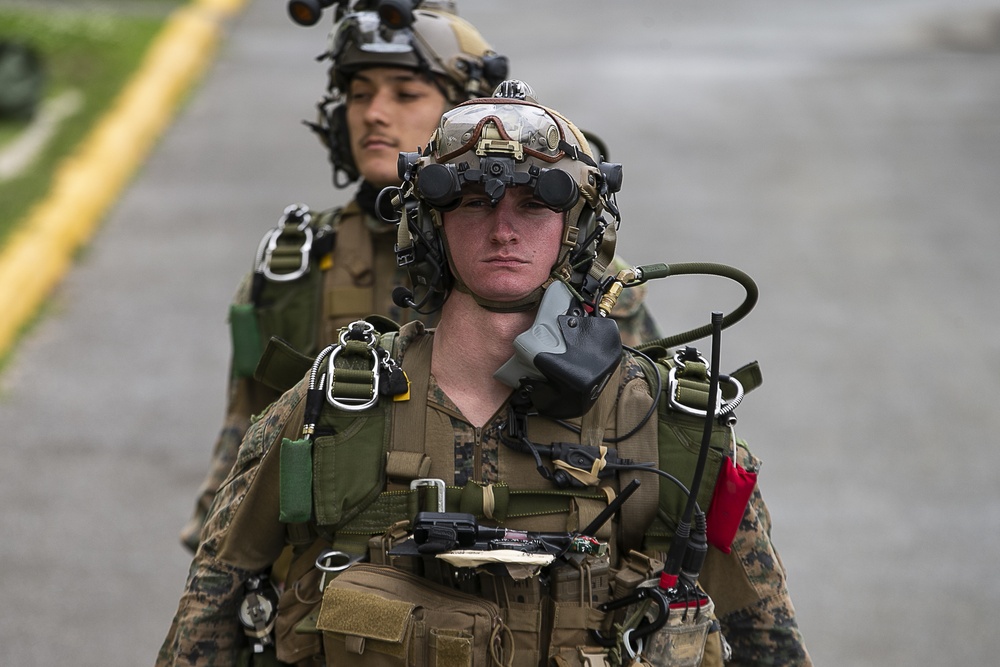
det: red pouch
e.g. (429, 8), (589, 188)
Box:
(706, 456), (757, 553)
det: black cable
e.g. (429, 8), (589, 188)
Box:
(662, 312), (723, 581)
(553, 344), (662, 445)
(618, 464), (697, 512)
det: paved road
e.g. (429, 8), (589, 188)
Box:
(2, 0), (999, 664)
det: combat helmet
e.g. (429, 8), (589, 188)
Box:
(384, 80), (624, 315)
(301, 1), (509, 187)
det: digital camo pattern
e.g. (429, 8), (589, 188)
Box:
(429, 353), (647, 487)
(161, 330), (810, 665)
(716, 495), (814, 665)
(159, 381), (307, 666)
(426, 375), (502, 486)
(179, 381), (256, 552)
(179, 271), (268, 552)
(710, 443), (813, 666)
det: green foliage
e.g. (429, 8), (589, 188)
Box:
(0, 4), (182, 248)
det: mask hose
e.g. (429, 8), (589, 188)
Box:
(599, 262), (758, 350)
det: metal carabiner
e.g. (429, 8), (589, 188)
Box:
(326, 345), (380, 411)
(338, 321), (378, 348)
(315, 549), (360, 593)
(261, 204), (313, 282)
(666, 365), (744, 419)
(621, 628), (645, 663)
(325, 321), (381, 411)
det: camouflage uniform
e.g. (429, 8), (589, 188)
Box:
(180, 197), (661, 551)
(179, 198), (426, 551)
(178, 5), (661, 552)
(159, 325), (809, 666)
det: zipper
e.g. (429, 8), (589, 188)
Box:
(474, 425), (483, 482)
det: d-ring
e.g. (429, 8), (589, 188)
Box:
(622, 628), (644, 661)
(315, 550), (358, 592)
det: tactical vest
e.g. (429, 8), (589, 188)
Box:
(229, 202), (425, 378)
(258, 321), (761, 666)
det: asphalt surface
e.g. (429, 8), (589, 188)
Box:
(2, 1), (1000, 664)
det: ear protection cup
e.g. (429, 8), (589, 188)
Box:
(306, 99), (359, 188)
(325, 102), (359, 187)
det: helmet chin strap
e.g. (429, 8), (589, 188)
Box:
(454, 280), (545, 313)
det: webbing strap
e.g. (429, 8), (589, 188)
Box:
(674, 360), (712, 410)
(265, 228), (312, 274)
(390, 327), (433, 454)
(327, 338), (379, 406)
(579, 362), (621, 447)
(385, 450), (432, 481)
(617, 356), (665, 554)
(336, 483), (611, 537)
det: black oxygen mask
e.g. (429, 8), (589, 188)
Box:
(494, 281), (621, 420)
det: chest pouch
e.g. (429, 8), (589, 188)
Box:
(279, 322), (404, 530)
(237, 205), (328, 376)
(316, 562), (508, 667)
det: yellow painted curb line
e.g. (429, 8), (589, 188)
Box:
(0, 0), (248, 357)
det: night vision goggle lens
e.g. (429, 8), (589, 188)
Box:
(535, 169), (579, 212)
(377, 0), (417, 30)
(288, 0), (334, 26)
(329, 12), (415, 59)
(417, 162), (579, 213)
(417, 164), (463, 210)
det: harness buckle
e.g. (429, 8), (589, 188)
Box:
(666, 352), (744, 421)
(326, 322), (381, 411)
(410, 478), (447, 512)
(258, 204), (313, 282)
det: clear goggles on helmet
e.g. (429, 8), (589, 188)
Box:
(434, 101), (568, 164)
(328, 11), (417, 60)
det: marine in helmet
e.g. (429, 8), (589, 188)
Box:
(159, 87), (810, 666)
(179, 2), (660, 552)
(178, 1), (506, 552)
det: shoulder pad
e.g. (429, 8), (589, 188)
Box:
(366, 314), (401, 336)
(255, 337), (314, 393)
(729, 360), (762, 394)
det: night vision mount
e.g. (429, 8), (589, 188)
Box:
(288, 0), (421, 27)
(398, 141), (621, 213)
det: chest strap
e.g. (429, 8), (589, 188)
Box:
(329, 480), (614, 553)
(389, 324), (433, 458)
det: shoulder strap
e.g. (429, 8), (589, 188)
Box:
(390, 324), (434, 456)
(612, 356), (661, 554)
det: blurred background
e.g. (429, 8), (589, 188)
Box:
(1, 0), (999, 664)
